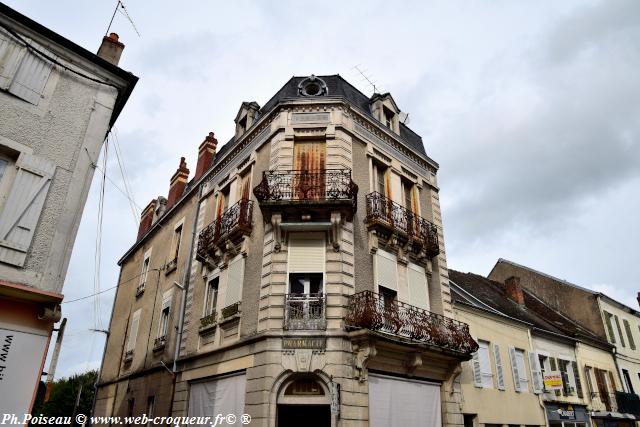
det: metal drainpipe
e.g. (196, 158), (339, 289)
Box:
(173, 184), (203, 373)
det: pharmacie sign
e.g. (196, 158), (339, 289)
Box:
(543, 370), (563, 390)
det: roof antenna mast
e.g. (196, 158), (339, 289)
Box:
(353, 64), (380, 94)
(105, 0), (141, 37)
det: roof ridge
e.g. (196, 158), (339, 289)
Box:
(496, 258), (596, 294)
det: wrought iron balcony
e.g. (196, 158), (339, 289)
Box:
(221, 302), (241, 320)
(253, 169), (358, 220)
(345, 291), (478, 355)
(152, 336), (166, 352)
(284, 293), (326, 330)
(590, 392), (619, 412)
(365, 192), (439, 258)
(196, 198), (253, 263)
(616, 391), (640, 415)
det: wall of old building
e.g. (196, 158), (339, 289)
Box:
(454, 305), (547, 426)
(488, 261), (607, 340)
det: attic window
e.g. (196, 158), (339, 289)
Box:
(383, 106), (395, 129)
(298, 75), (328, 97)
(238, 115), (247, 133)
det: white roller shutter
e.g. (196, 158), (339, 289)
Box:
(224, 254), (245, 305)
(161, 289), (173, 311)
(126, 310), (141, 352)
(374, 249), (397, 290)
(0, 153), (55, 266)
(407, 262), (429, 309)
(188, 374), (246, 427)
(369, 374), (441, 427)
(288, 232), (325, 273)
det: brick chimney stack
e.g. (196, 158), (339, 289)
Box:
(504, 276), (525, 305)
(167, 157), (190, 209)
(195, 132), (217, 180)
(137, 199), (157, 240)
(97, 33), (125, 66)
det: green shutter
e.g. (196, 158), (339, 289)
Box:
(623, 319), (636, 350)
(604, 312), (616, 344)
(615, 315), (626, 348)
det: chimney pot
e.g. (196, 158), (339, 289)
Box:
(137, 199), (157, 240)
(504, 276), (525, 305)
(97, 32), (125, 66)
(167, 157), (190, 209)
(195, 131), (218, 180)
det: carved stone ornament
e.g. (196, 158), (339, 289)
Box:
(352, 339), (377, 383)
(404, 352), (422, 377)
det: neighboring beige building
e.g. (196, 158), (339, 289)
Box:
(0, 3), (136, 415)
(450, 270), (632, 427)
(95, 75), (478, 426)
(490, 259), (640, 425)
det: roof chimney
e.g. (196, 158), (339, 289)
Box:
(504, 276), (524, 305)
(194, 132), (217, 181)
(167, 157), (190, 209)
(137, 199), (157, 240)
(637, 292), (640, 309)
(97, 33), (125, 66)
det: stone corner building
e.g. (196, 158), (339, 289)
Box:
(95, 75), (477, 426)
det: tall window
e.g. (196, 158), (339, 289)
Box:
(137, 251), (151, 295)
(172, 224), (183, 262)
(126, 309), (141, 354)
(290, 273), (323, 296)
(558, 359), (575, 396)
(472, 340), (494, 388)
(383, 107), (394, 129)
(204, 277), (219, 317)
(402, 181), (414, 212)
(604, 311), (616, 344)
(158, 290), (172, 339)
(510, 347), (529, 392)
(622, 369), (634, 393)
(615, 314), (627, 348)
(376, 165), (386, 196)
(623, 319), (636, 350)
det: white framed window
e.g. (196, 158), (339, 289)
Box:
(171, 220), (184, 262)
(204, 276), (219, 317)
(158, 289), (173, 339)
(407, 262), (429, 310)
(374, 249), (398, 292)
(137, 249), (152, 295)
(509, 347), (529, 392)
(472, 340), (494, 388)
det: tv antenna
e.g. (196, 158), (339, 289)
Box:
(353, 64), (382, 94)
(106, 0), (141, 37)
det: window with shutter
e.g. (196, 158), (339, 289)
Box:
(493, 344), (506, 390)
(572, 362), (583, 398)
(224, 254), (245, 306)
(509, 346), (521, 392)
(158, 290), (173, 338)
(407, 262), (429, 310)
(0, 152), (55, 267)
(510, 347), (529, 392)
(623, 319), (636, 350)
(374, 249), (398, 291)
(288, 232), (325, 273)
(529, 352), (543, 394)
(477, 340), (494, 388)
(615, 315), (626, 348)
(126, 310), (141, 352)
(604, 311), (616, 344)
(0, 29), (56, 105)
(471, 349), (483, 388)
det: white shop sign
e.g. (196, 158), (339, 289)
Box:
(0, 328), (49, 416)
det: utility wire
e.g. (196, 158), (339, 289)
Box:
(62, 268), (162, 304)
(110, 129), (139, 225)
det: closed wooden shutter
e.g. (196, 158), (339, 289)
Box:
(615, 315), (626, 347)
(0, 153), (55, 266)
(224, 255), (245, 305)
(9, 39), (56, 105)
(604, 311), (616, 343)
(529, 352), (543, 394)
(494, 344), (506, 390)
(126, 310), (141, 352)
(0, 28), (27, 89)
(624, 319), (636, 350)
(407, 263), (429, 310)
(288, 233), (325, 273)
(374, 249), (398, 291)
(471, 349), (483, 388)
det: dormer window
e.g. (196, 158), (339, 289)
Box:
(383, 107), (395, 130)
(234, 102), (260, 139)
(237, 115), (247, 134)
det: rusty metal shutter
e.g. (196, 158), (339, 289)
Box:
(9, 39), (56, 105)
(293, 140), (325, 171)
(0, 28), (27, 89)
(374, 249), (397, 291)
(288, 232), (325, 273)
(0, 153), (55, 267)
(407, 262), (429, 310)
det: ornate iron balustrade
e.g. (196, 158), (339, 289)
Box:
(365, 192), (439, 258)
(221, 302), (241, 319)
(345, 291), (478, 354)
(196, 198), (253, 262)
(616, 391), (640, 415)
(200, 312), (217, 328)
(253, 169), (358, 211)
(153, 336), (166, 351)
(284, 293), (326, 330)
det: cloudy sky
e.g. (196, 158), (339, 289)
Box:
(6, 0), (639, 378)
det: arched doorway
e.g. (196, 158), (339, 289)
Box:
(277, 375), (331, 427)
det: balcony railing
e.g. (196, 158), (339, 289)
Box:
(253, 169), (358, 218)
(221, 302), (241, 320)
(284, 293), (326, 330)
(196, 198), (253, 262)
(365, 192), (439, 258)
(153, 336), (166, 352)
(345, 291), (478, 354)
(616, 391), (640, 415)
